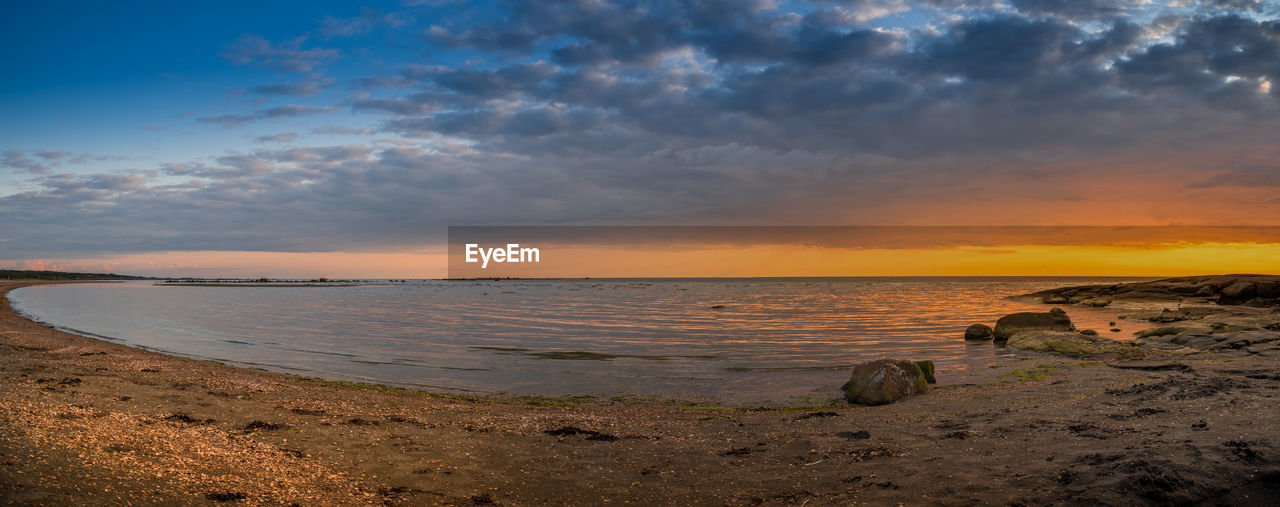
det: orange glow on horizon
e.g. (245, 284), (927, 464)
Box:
(7, 242), (1278, 279)
(449, 242), (1280, 278)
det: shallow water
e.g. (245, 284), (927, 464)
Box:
(8, 278), (1158, 405)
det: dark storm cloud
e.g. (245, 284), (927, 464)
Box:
(387, 2), (1279, 159)
(1203, 0), (1266, 12)
(1007, 0), (1132, 19)
(914, 16), (1082, 81)
(1117, 15), (1280, 97)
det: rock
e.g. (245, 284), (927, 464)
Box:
(1257, 281), (1279, 299)
(1004, 331), (1144, 359)
(1219, 282), (1257, 305)
(1245, 298), (1280, 308)
(1078, 297), (1111, 307)
(1080, 329), (1099, 336)
(915, 360), (936, 384)
(1015, 275), (1280, 309)
(842, 359), (928, 405)
(1135, 325), (1212, 339)
(964, 323), (994, 341)
(1151, 309), (1187, 323)
(993, 309), (1075, 343)
(1140, 329), (1280, 354)
(1160, 283), (1203, 295)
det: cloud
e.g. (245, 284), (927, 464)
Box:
(0, 150), (115, 174)
(311, 126), (374, 136)
(375, 5), (1279, 161)
(197, 104), (338, 127)
(220, 35), (340, 72)
(254, 133), (298, 143)
(248, 79), (333, 96)
(350, 92), (441, 116)
(33, 150), (73, 160)
(1, 150), (50, 174)
(318, 7), (412, 38)
(1007, 0), (1134, 19)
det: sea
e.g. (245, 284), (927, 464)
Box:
(7, 278), (1158, 405)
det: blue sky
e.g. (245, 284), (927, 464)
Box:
(1, 1), (417, 179)
(2, 1), (1279, 275)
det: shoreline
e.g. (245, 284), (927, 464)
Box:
(4, 277), (1158, 407)
(2, 280), (1279, 504)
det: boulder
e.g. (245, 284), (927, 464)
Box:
(1218, 282), (1257, 305)
(1078, 297), (1111, 307)
(1256, 281), (1279, 299)
(1135, 324), (1213, 339)
(993, 308), (1075, 343)
(842, 359), (928, 405)
(914, 360), (936, 384)
(964, 323), (994, 341)
(1151, 308), (1188, 323)
(1004, 330), (1144, 359)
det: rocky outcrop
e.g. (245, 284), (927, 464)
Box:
(993, 308), (1075, 343)
(1219, 281), (1257, 305)
(1015, 275), (1280, 309)
(1004, 330), (1145, 359)
(1139, 329), (1280, 356)
(996, 278), (1280, 360)
(964, 323), (994, 341)
(842, 359), (929, 405)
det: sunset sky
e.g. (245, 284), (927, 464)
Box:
(3, 1), (1279, 278)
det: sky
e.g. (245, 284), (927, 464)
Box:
(2, 1), (1279, 278)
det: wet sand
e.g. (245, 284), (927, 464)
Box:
(2, 281), (1278, 505)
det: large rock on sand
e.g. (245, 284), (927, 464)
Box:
(842, 359), (928, 405)
(964, 323), (994, 341)
(993, 308), (1074, 343)
(1005, 330), (1143, 359)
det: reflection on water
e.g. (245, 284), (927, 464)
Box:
(8, 278), (1157, 405)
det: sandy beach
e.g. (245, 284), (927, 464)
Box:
(2, 280), (1279, 505)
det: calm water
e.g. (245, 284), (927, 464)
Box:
(8, 278), (1157, 405)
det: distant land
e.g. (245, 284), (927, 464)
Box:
(0, 269), (154, 281)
